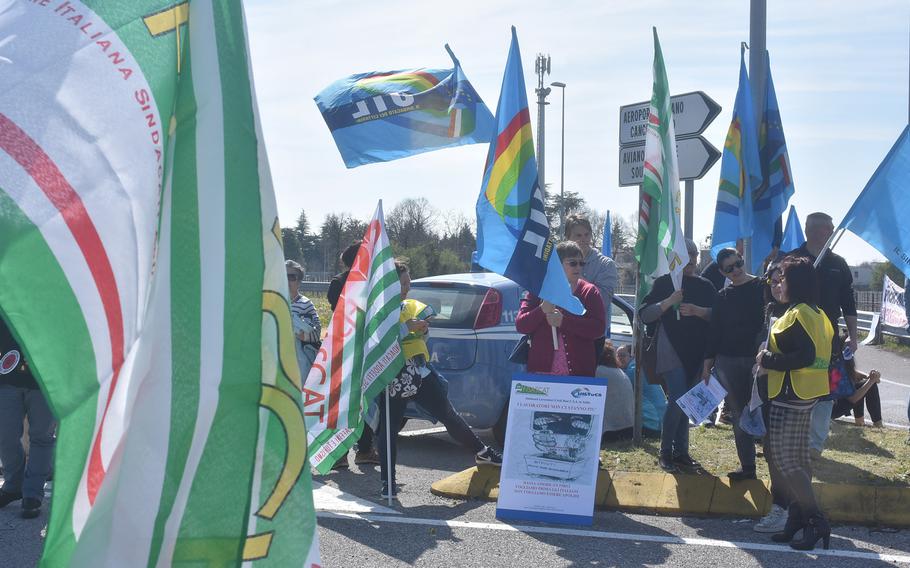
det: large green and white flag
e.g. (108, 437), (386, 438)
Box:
(0, 2), (319, 566)
(304, 201), (404, 474)
(634, 27), (690, 300)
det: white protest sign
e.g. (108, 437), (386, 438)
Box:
(496, 374), (605, 526)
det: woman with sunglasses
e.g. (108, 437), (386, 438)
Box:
(516, 241), (606, 378)
(700, 248), (766, 482)
(286, 260), (322, 376)
(639, 239), (717, 474)
(756, 256), (834, 551)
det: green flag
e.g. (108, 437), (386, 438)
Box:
(0, 2), (319, 565)
(634, 27), (690, 300)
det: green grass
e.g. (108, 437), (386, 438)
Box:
(600, 421), (910, 487)
(883, 335), (910, 357)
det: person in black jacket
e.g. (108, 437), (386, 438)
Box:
(0, 315), (55, 519)
(639, 239), (717, 473)
(701, 248), (766, 482)
(327, 240), (363, 312)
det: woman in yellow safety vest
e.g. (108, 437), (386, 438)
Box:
(755, 256), (834, 552)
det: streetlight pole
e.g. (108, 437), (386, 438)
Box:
(551, 81), (566, 233)
(535, 54), (551, 200)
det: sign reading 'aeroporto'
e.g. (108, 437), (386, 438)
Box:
(619, 91), (721, 145)
(617, 91), (722, 187)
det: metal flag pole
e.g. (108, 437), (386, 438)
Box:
(632, 184), (644, 445)
(385, 386), (393, 506)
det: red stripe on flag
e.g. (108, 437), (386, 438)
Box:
(648, 113), (660, 126)
(493, 109), (530, 163)
(0, 113), (125, 504)
(643, 160), (662, 185)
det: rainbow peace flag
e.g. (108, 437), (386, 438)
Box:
(711, 46), (763, 260)
(474, 27), (583, 314)
(315, 47), (494, 168)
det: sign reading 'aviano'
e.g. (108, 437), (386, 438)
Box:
(618, 91), (721, 187)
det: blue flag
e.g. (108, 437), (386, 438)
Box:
(780, 205), (805, 252)
(602, 210), (613, 258)
(750, 52), (795, 271)
(840, 125), (910, 279)
(711, 47), (763, 260)
(315, 46), (494, 168)
(475, 27), (583, 314)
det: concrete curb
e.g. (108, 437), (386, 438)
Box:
(430, 467), (910, 526)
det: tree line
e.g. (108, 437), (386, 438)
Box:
(282, 191), (638, 283)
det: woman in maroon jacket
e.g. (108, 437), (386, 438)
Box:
(516, 241), (606, 377)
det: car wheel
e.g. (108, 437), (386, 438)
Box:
(492, 402), (508, 447)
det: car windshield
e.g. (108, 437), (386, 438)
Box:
(408, 285), (489, 329)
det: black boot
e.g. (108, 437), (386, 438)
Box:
(789, 513), (830, 551)
(771, 503), (804, 543)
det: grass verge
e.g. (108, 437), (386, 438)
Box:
(600, 420), (910, 487)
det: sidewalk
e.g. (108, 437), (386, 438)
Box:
(431, 467), (910, 526)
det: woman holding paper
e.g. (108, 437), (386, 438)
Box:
(756, 256), (834, 551)
(700, 248), (766, 482)
(516, 241), (605, 378)
(639, 239), (716, 474)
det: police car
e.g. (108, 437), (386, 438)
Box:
(406, 272), (634, 444)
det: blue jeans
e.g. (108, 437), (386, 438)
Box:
(809, 399), (834, 452)
(659, 367), (690, 457)
(0, 385), (56, 500)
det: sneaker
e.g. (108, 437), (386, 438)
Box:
(672, 453), (702, 470)
(809, 448), (823, 461)
(754, 504), (788, 533)
(354, 448), (381, 465)
(728, 469), (757, 482)
(475, 446), (503, 467)
(658, 454), (679, 473)
(21, 498), (41, 519)
(0, 490), (22, 508)
(331, 455), (349, 470)
(380, 482), (399, 500)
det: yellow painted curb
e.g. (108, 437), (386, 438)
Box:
(430, 467), (910, 526)
(709, 478), (770, 517)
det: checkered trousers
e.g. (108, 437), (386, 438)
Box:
(768, 400), (816, 475)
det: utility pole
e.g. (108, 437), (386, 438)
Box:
(535, 54), (551, 200)
(745, 0), (767, 272)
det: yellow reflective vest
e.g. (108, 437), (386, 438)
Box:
(400, 299), (431, 361)
(767, 303), (833, 400)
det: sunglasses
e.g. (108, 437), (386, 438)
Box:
(721, 259), (744, 274)
(286, 273), (300, 281)
(564, 260), (586, 268)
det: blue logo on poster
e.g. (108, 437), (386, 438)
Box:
(571, 386), (602, 399)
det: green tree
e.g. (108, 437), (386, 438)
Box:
(281, 227), (303, 265)
(544, 187), (586, 231)
(870, 261), (905, 290)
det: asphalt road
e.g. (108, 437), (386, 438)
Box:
(854, 343), (910, 428)
(2, 345), (908, 567)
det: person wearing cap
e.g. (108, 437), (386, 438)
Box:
(639, 238), (717, 474)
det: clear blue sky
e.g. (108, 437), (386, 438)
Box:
(246, 0), (909, 266)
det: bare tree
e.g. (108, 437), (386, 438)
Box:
(386, 197), (438, 249)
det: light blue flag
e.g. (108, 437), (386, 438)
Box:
(602, 210), (613, 258)
(475, 27), (583, 314)
(750, 52), (795, 271)
(840, 125), (910, 279)
(780, 205), (805, 252)
(315, 46), (494, 168)
(711, 47), (763, 260)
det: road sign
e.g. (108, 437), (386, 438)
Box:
(619, 91), (721, 146)
(618, 136), (721, 187)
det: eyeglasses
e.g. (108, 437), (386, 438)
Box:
(564, 260), (586, 268)
(721, 259), (744, 274)
(286, 273), (300, 281)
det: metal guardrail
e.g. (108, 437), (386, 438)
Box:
(300, 281), (330, 295)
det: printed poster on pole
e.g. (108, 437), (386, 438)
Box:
(496, 373), (606, 526)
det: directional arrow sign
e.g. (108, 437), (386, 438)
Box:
(619, 91), (721, 146)
(618, 136), (721, 187)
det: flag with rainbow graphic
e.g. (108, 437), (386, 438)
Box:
(475, 27), (584, 315)
(315, 46), (494, 168)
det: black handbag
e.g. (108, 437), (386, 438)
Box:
(509, 335), (531, 364)
(638, 321), (661, 385)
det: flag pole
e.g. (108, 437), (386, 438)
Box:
(385, 387), (393, 506)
